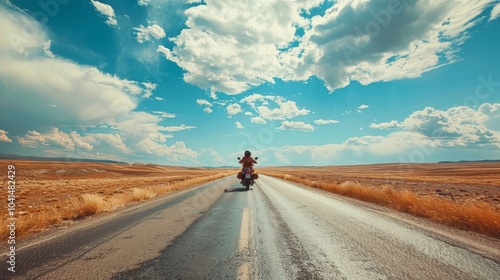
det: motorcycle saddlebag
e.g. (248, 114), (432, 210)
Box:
(237, 172), (243, 179)
(253, 173), (259, 179)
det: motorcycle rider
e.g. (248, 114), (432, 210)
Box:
(239, 150), (257, 184)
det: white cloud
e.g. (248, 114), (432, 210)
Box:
(1, 56), (141, 123)
(249, 132), (437, 166)
(17, 128), (132, 154)
(257, 100), (310, 120)
(141, 82), (157, 98)
(197, 99), (214, 113)
(70, 131), (93, 150)
(90, 0), (117, 26)
(197, 99), (212, 106)
(0, 129), (13, 143)
(251, 117), (267, 124)
(286, 0), (498, 92)
(314, 119), (339, 125)
(0, 6), (51, 57)
(490, 3), (500, 21)
(157, 0), (323, 94)
(248, 103), (500, 166)
(400, 106), (497, 146)
(0, 6), (157, 130)
(134, 24), (166, 43)
(357, 104), (369, 113)
(278, 121), (315, 131)
(235, 121), (244, 129)
(227, 103), (242, 116)
(160, 0), (497, 94)
(372, 104), (500, 147)
(370, 120), (400, 129)
(197, 148), (225, 166)
(241, 94), (310, 120)
(138, 0), (150, 6)
(86, 133), (132, 154)
(0, 4), (208, 165)
(152, 111), (176, 118)
(18, 128), (73, 150)
(163, 124), (196, 132)
(138, 139), (197, 163)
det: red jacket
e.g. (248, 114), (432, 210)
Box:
(239, 156), (257, 169)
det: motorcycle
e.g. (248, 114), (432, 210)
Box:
(237, 157), (258, 190)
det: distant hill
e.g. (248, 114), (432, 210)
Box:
(0, 153), (127, 164)
(438, 159), (500, 163)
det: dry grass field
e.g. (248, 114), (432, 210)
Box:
(2, 160), (499, 240)
(260, 162), (500, 238)
(0, 160), (235, 239)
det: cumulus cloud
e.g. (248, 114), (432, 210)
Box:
(491, 3), (500, 21)
(115, 112), (168, 138)
(249, 131), (438, 166)
(370, 120), (400, 129)
(0, 57), (142, 124)
(160, 0), (497, 94)
(357, 104), (369, 113)
(251, 117), (267, 124)
(227, 103), (242, 116)
(197, 99), (212, 106)
(241, 94), (310, 120)
(18, 128), (132, 154)
(0, 129), (12, 143)
(197, 147), (225, 166)
(138, 139), (197, 162)
(371, 104), (500, 147)
(157, 0), (323, 94)
(0, 6), (157, 130)
(235, 122), (244, 129)
(278, 121), (315, 131)
(138, 0), (150, 6)
(140, 82), (158, 98)
(0, 3), (204, 165)
(250, 103), (500, 165)
(134, 24), (166, 43)
(0, 5), (52, 57)
(0, 4), (163, 163)
(197, 99), (213, 113)
(90, 0), (118, 26)
(285, 0), (499, 92)
(400, 106), (497, 146)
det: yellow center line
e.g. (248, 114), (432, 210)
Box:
(238, 204), (253, 280)
(239, 207), (250, 252)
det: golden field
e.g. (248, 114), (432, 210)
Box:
(1, 160), (499, 240)
(0, 160), (235, 239)
(260, 162), (500, 238)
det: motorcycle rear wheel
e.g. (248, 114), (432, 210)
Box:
(244, 178), (250, 190)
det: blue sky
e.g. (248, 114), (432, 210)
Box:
(1, 0), (500, 167)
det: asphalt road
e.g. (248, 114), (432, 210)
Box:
(2, 175), (500, 279)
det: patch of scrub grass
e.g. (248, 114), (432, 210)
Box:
(264, 172), (500, 238)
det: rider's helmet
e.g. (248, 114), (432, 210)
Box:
(244, 150), (251, 157)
